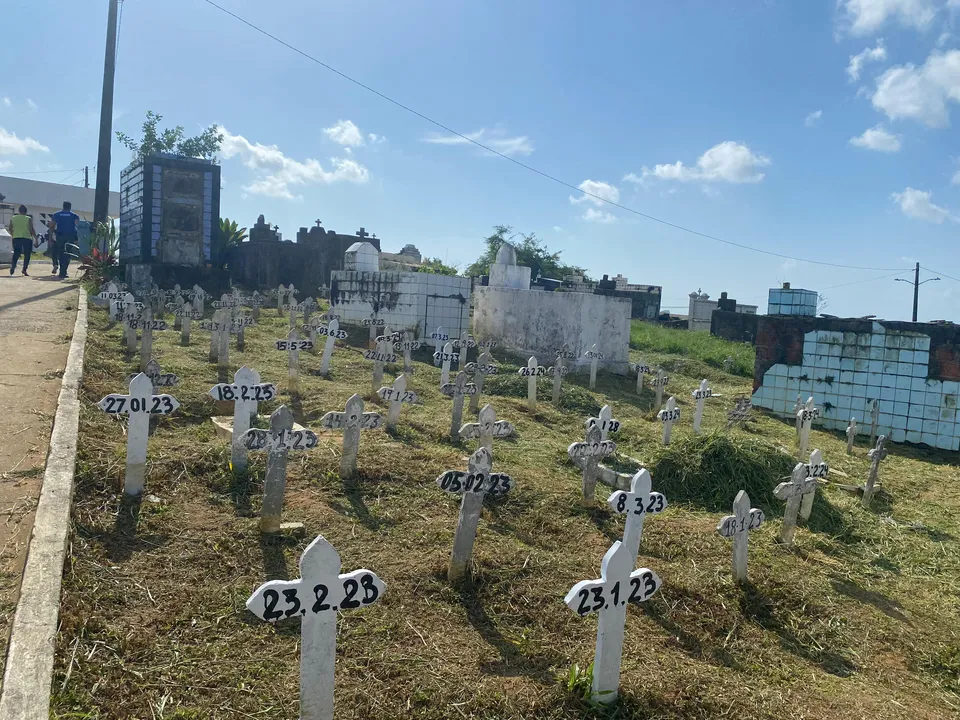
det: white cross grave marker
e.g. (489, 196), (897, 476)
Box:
(200, 310), (229, 363)
(360, 313), (385, 348)
(378, 374), (418, 430)
(632, 360), (652, 394)
(846, 417), (858, 455)
(276, 328), (312, 393)
(319, 319), (347, 376)
(319, 394), (382, 479)
(289, 300), (306, 331)
(218, 309), (231, 382)
(465, 352), (498, 412)
(691, 379), (713, 435)
(275, 284), (286, 315)
(650, 370), (669, 413)
(869, 399), (880, 446)
(437, 447), (514, 582)
(209, 367), (276, 472)
(434, 341), (458, 387)
(607, 469), (667, 565)
(394, 331), (421, 375)
(657, 397), (681, 446)
(189, 285), (209, 315)
(586, 404), (621, 442)
(517, 356), (547, 411)
(459, 403), (516, 452)
(364, 335), (399, 396)
(441, 370), (478, 441)
(799, 448), (828, 521)
(797, 397), (819, 459)
(793, 394), (803, 439)
(774, 463), (818, 546)
(586, 344), (603, 390)
(723, 356), (734, 373)
(128, 358), (179, 391)
(97, 373), (179, 495)
(568, 424), (617, 503)
(431, 327), (449, 365)
(128, 307), (167, 372)
(564, 540), (662, 705)
(453, 331), (476, 371)
(232, 310), (255, 352)
(716, 490), (765, 583)
(862, 435), (888, 509)
(120, 293), (139, 353)
(550, 356), (570, 406)
(244, 405), (318, 532)
(98, 282), (123, 322)
(246, 534), (385, 720)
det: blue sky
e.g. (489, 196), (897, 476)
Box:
(2, 0), (960, 320)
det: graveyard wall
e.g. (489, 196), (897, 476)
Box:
(592, 287), (661, 320)
(472, 287), (632, 374)
(330, 270), (471, 338)
(711, 309), (759, 344)
(752, 315), (960, 451)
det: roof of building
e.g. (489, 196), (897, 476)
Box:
(0, 175), (120, 218)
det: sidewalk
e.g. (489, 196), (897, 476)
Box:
(0, 273), (78, 677)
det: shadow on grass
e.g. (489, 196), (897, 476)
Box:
(829, 576), (912, 624)
(328, 478), (395, 532)
(74, 493), (170, 563)
(641, 594), (745, 672)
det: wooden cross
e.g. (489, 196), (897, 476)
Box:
(459, 403), (516, 451)
(846, 417), (858, 454)
(799, 448), (828, 521)
(378, 374), (418, 430)
(127, 306), (167, 372)
(430, 327), (449, 365)
(869, 399), (880, 446)
(441, 371), (478, 441)
(434, 341), (458, 386)
(657, 397), (680, 446)
(355, 227), (369, 238)
(796, 397), (819, 459)
(568, 424), (617, 503)
(97, 373), (180, 495)
(452, 331), (476, 370)
(128, 358), (179, 391)
(276, 328), (312, 393)
(774, 463), (818, 546)
(393, 331), (421, 375)
(517, 356), (547, 411)
(319, 394), (382, 479)
(650, 370), (669, 413)
(564, 539), (662, 705)
(246, 534), (385, 720)
(585, 344), (603, 390)
(716, 490), (765, 583)
(209, 366), (276, 473)
(632, 360), (652, 394)
(244, 404), (318, 532)
(319, 318), (345, 376)
(550, 356), (570, 406)
(586, 404), (621, 442)
(862, 435), (888, 509)
(436, 447), (514, 582)
(607, 469), (667, 565)
(364, 336), (398, 396)
(691, 379), (713, 435)
(465, 352), (498, 412)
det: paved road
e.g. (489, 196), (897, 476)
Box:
(0, 272), (77, 673)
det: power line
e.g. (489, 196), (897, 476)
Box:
(2, 168), (85, 175)
(198, 0), (910, 274)
(822, 271), (910, 291)
(60, 169), (83, 185)
(921, 266), (960, 284)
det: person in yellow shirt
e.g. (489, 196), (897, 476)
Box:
(7, 205), (38, 276)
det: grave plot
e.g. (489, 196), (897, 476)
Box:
(50, 307), (960, 720)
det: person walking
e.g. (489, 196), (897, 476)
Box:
(49, 201), (79, 280)
(6, 205), (38, 276)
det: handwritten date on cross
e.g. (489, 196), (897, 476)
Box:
(364, 349), (399, 363)
(98, 392), (178, 415)
(436, 467), (514, 496)
(311, 325), (348, 340)
(433, 350), (460, 364)
(518, 365), (548, 378)
(377, 386), (418, 404)
(465, 361), (498, 375)
(568, 439), (617, 460)
(565, 543), (662, 617)
(209, 382), (276, 404)
(650, 375), (670, 388)
(657, 406), (681, 423)
(276, 339), (313, 351)
(244, 428), (319, 451)
(360, 318), (385, 327)
(394, 339), (422, 352)
(609, 487), (667, 518)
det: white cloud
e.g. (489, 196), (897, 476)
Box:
(219, 127), (368, 200)
(569, 179), (620, 206)
(1, 98), (10, 108)
(26, 99), (38, 111)
(849, 125), (902, 151)
(622, 172), (643, 184)
(804, 110), (823, 127)
(847, 40), (888, 81)
(838, 0), (938, 36)
(367, 133), (386, 144)
(0, 160), (11, 170)
(0, 127), (50, 156)
(891, 187), (955, 223)
(582, 208), (617, 224)
(872, 49), (960, 127)
(552, 225), (564, 232)
(637, 141), (771, 184)
(952, 167), (960, 184)
(323, 119), (364, 147)
(937, 31), (952, 47)
(423, 127), (533, 157)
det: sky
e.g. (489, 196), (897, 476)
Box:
(2, 0), (960, 321)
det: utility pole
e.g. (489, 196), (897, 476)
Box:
(895, 262), (940, 322)
(93, 0), (120, 227)
(84, 166), (89, 189)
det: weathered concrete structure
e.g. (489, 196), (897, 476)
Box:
(689, 290), (757, 332)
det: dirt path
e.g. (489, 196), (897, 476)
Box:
(0, 273), (78, 674)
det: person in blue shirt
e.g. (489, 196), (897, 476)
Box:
(49, 201), (79, 280)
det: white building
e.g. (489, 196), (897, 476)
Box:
(688, 290), (758, 332)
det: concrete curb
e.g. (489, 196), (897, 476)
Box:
(0, 289), (87, 720)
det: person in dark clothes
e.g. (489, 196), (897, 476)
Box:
(49, 201), (79, 279)
(6, 205), (38, 276)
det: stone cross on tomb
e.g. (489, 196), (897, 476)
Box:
(97, 373), (180, 495)
(465, 352), (498, 412)
(441, 371), (478, 441)
(364, 335), (399, 396)
(275, 328), (313, 393)
(319, 319), (347, 376)
(320, 394), (382, 479)
(393, 331), (421, 375)
(355, 227), (370, 239)
(246, 534), (385, 720)
(459, 403), (516, 452)
(436, 447), (514, 582)
(607, 469), (668, 565)
(550, 356), (570, 406)
(799, 448), (828, 521)
(586, 404), (621, 442)
(244, 404), (318, 533)
(430, 327), (449, 364)
(564, 539), (662, 705)
(650, 370), (669, 413)
(691, 379), (714, 435)
(846, 417), (858, 455)
(128, 358), (179, 392)
(127, 306), (167, 373)
(774, 463), (819, 546)
(796, 397), (820, 459)
(434, 341), (458, 386)
(862, 435), (888, 509)
(585, 344), (604, 390)
(377, 374), (418, 430)
(716, 490), (765, 583)
(568, 424), (617, 503)
(632, 360), (652, 394)
(208, 366), (276, 473)
(360, 312), (385, 348)
(517, 356), (547, 412)
(452, 331), (476, 370)
(869, 399), (881, 446)
(657, 397), (681, 446)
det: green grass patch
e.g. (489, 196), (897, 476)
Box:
(630, 320), (755, 376)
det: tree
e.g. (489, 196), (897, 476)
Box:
(465, 225), (589, 280)
(217, 218), (247, 269)
(418, 257), (459, 276)
(117, 111), (223, 161)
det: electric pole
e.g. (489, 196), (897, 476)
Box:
(84, 166), (89, 189)
(895, 262), (940, 322)
(93, 0), (120, 226)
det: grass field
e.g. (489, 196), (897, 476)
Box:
(50, 307), (960, 719)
